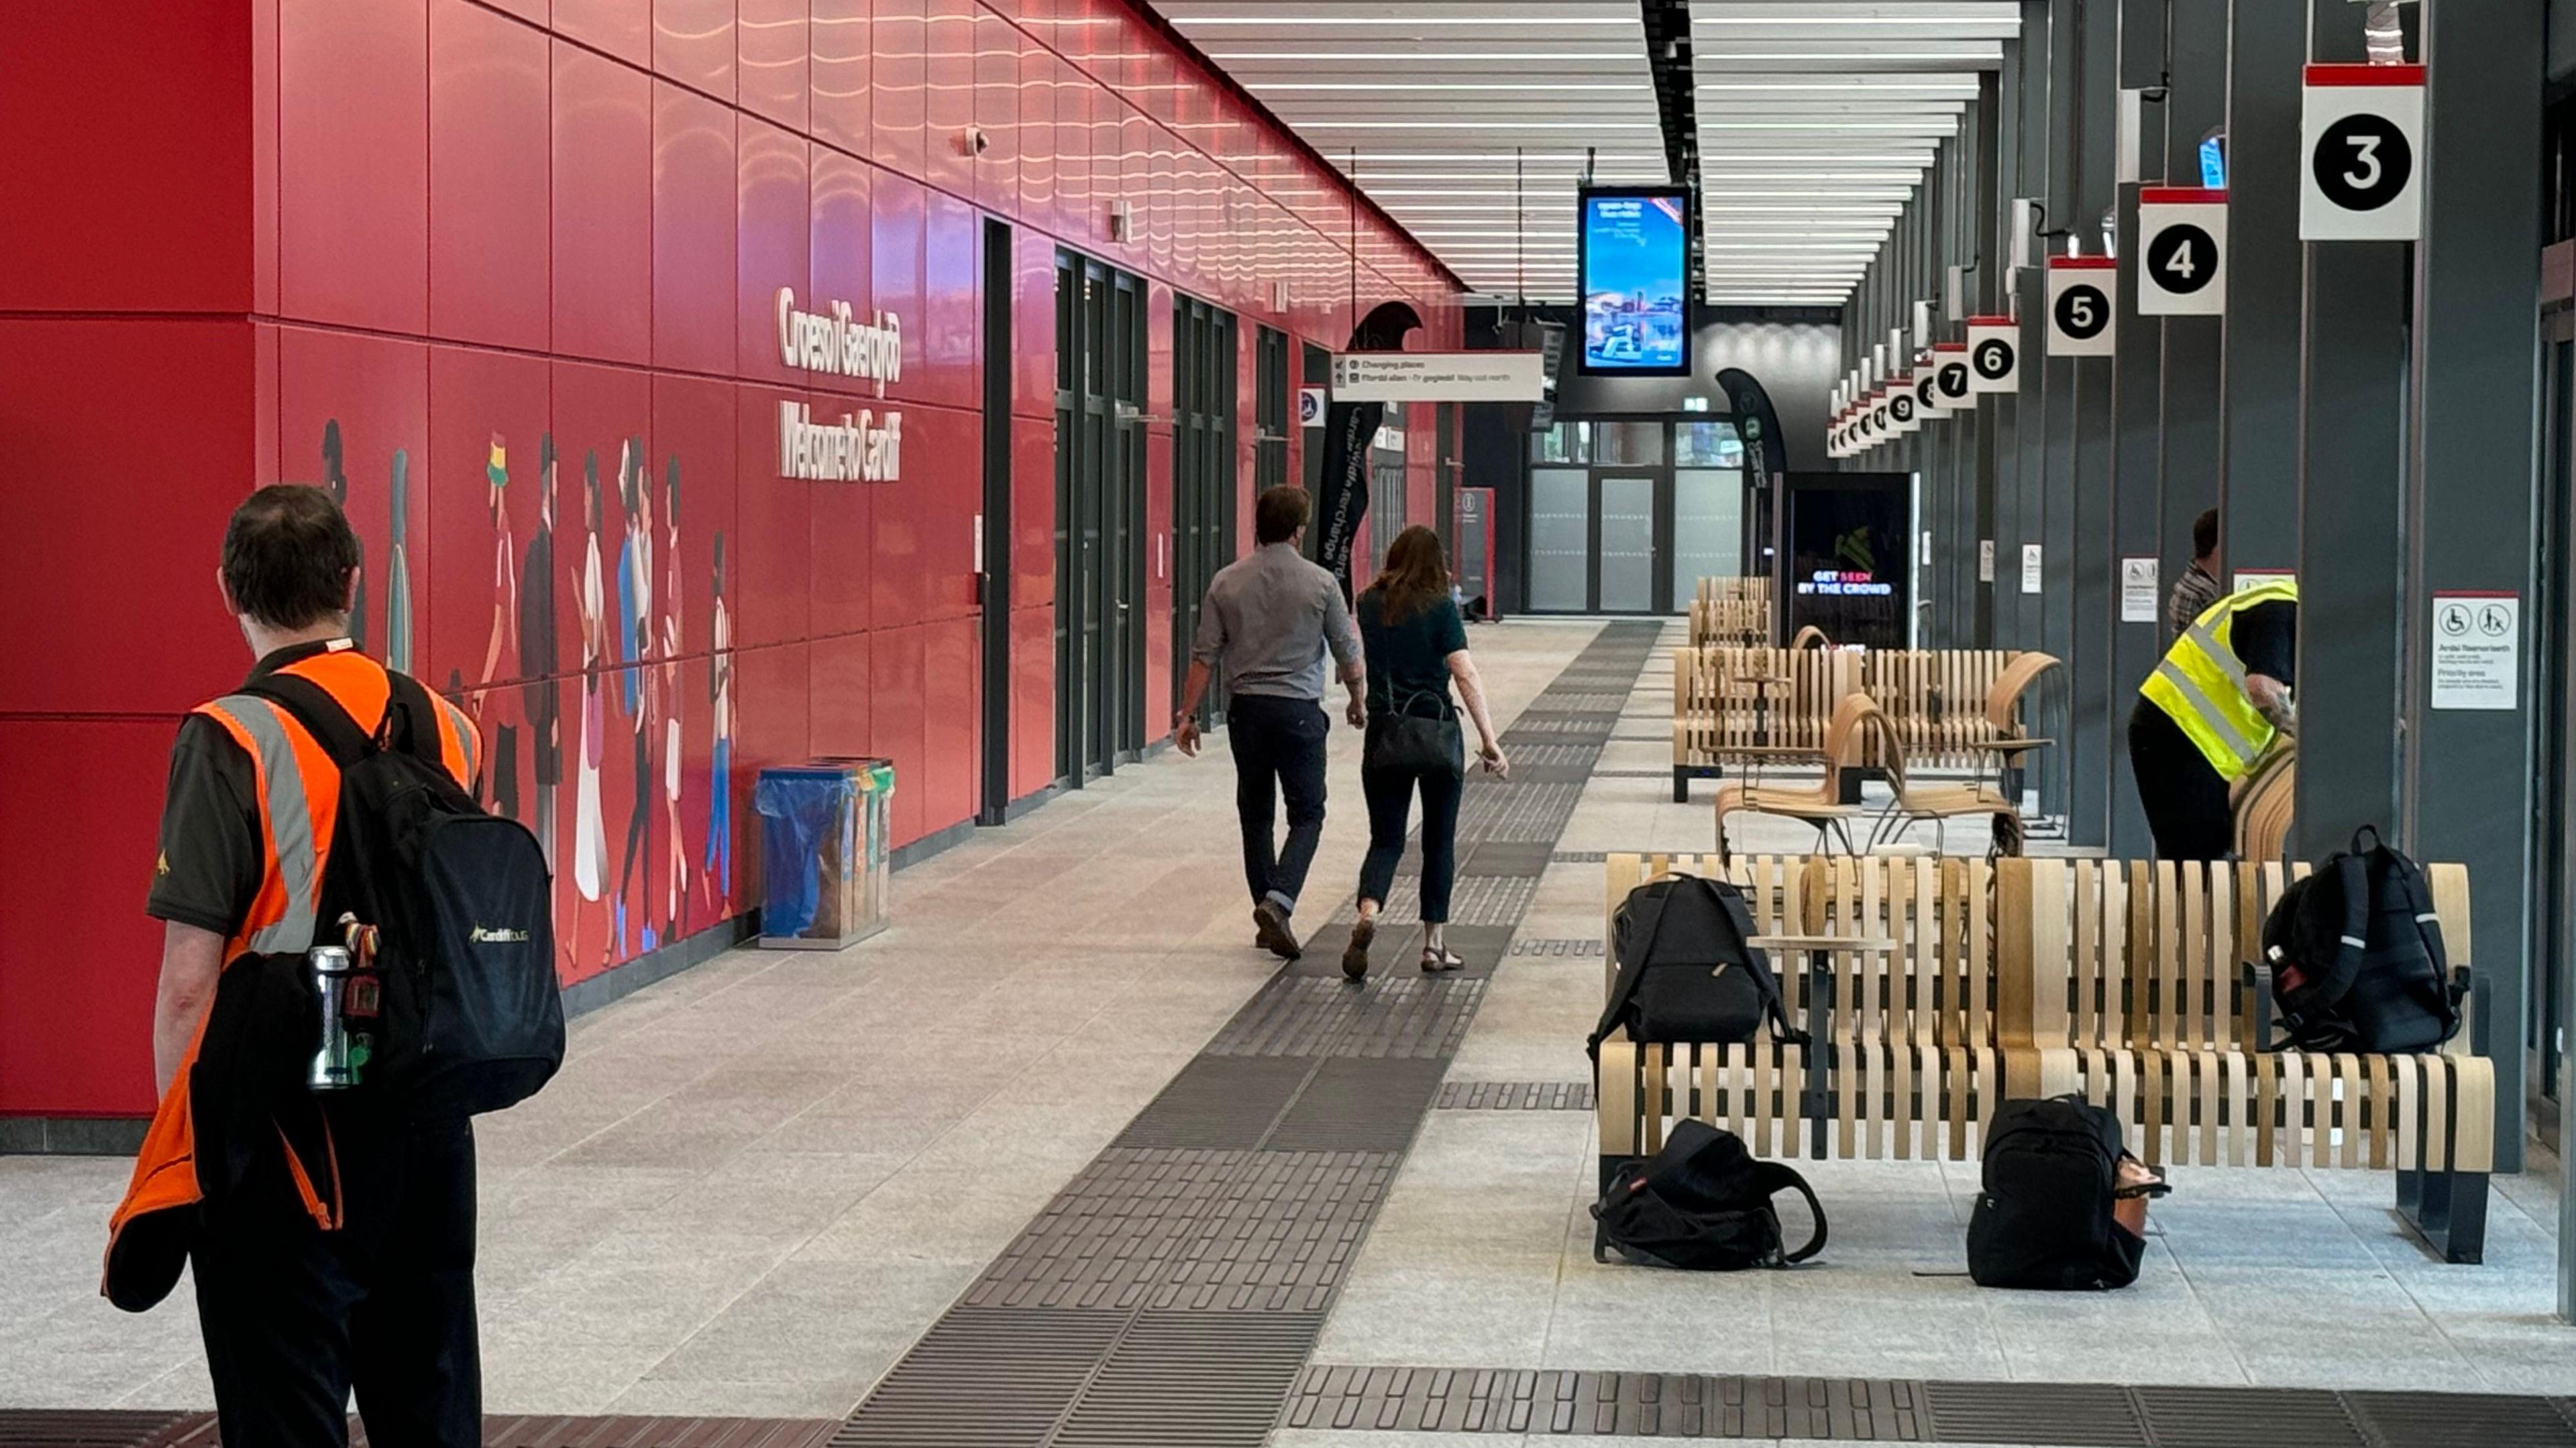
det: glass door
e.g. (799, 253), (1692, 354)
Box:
(1527, 468), (1591, 612)
(1054, 250), (1146, 785)
(1597, 476), (1656, 613)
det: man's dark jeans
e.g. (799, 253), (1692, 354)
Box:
(1226, 693), (1329, 915)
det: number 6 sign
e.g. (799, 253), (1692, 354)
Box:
(2300, 64), (2424, 241)
(2045, 256), (2117, 357)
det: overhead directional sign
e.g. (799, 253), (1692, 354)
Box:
(1931, 343), (1973, 411)
(2300, 64), (2424, 241)
(2046, 257), (2117, 356)
(1329, 351), (1546, 402)
(2139, 188), (2227, 315)
(1966, 315), (2019, 392)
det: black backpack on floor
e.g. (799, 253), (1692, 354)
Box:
(1587, 875), (1809, 1058)
(1966, 1095), (2143, 1291)
(2261, 826), (2465, 1054)
(1593, 1120), (1827, 1270)
(248, 671), (566, 1119)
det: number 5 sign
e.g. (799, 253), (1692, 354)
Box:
(2139, 188), (2226, 315)
(2300, 64), (2424, 241)
(2045, 256), (2117, 357)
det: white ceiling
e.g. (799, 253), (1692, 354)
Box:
(1689, 1), (2016, 305)
(1165, 0), (2020, 307)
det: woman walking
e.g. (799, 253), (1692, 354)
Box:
(1342, 526), (1508, 981)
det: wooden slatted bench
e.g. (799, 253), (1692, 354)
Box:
(1671, 647), (2052, 805)
(1591, 852), (2493, 1263)
(1688, 576), (1774, 649)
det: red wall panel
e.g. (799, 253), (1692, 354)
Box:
(810, 0), (869, 156)
(869, 623), (927, 845)
(279, 327), (434, 681)
(738, 0), (810, 133)
(280, 0), (429, 335)
(653, 0), (735, 100)
(430, 0), (552, 352)
(555, 0), (649, 66)
(553, 42), (655, 364)
(872, 0), (928, 180)
(653, 81), (741, 376)
(739, 120), (812, 390)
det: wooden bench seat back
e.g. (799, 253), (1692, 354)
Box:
(1996, 857), (2473, 1055)
(1672, 646), (1857, 766)
(1689, 576), (1775, 648)
(1601, 853), (1996, 1051)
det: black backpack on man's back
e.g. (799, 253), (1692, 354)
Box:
(246, 669), (565, 1119)
(1966, 1095), (2143, 1291)
(2261, 826), (2465, 1055)
(1587, 875), (1809, 1058)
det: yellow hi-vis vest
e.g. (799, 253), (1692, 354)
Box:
(2139, 577), (2299, 783)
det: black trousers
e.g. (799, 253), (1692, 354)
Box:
(193, 1118), (480, 1448)
(1358, 732), (1465, 924)
(1225, 694), (1330, 913)
(2127, 698), (2235, 862)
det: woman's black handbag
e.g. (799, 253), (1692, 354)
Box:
(1365, 685), (1462, 777)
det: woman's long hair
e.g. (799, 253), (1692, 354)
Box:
(1368, 524), (1452, 623)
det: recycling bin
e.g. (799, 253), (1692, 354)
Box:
(753, 757), (895, 949)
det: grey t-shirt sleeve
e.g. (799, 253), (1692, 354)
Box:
(1190, 580), (1230, 665)
(1321, 575), (1362, 671)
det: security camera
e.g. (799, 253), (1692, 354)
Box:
(963, 126), (990, 156)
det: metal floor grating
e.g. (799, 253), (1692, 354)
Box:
(833, 1310), (1130, 1447)
(1049, 1311), (1326, 1447)
(1434, 1080), (1596, 1111)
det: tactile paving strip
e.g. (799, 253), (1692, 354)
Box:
(1525, 691), (1631, 712)
(1150, 1151), (1397, 1311)
(964, 1150), (1250, 1311)
(1434, 1080), (1597, 1111)
(1203, 977), (1485, 1058)
(1377, 873), (1536, 928)
(1112, 1056), (1314, 1150)
(1505, 936), (1602, 958)
(1285, 1368), (1926, 1439)
(1507, 742), (1605, 769)
(1457, 840), (1558, 877)
(0, 1413), (846, 1448)
(1456, 780), (1585, 842)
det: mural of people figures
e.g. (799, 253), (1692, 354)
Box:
(521, 435), (561, 879)
(704, 531), (734, 920)
(614, 439), (657, 956)
(386, 448), (415, 672)
(574, 448), (611, 967)
(473, 436), (520, 822)
(322, 421), (367, 655)
(660, 457), (688, 942)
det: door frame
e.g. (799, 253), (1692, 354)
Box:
(979, 217), (1012, 825)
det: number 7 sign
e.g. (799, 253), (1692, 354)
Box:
(2300, 64), (2424, 241)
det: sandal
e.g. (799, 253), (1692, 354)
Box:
(1418, 946), (1466, 974)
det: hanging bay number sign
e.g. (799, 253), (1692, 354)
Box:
(1965, 316), (2019, 392)
(1931, 343), (1973, 410)
(2300, 64), (2425, 241)
(2046, 257), (2117, 356)
(2138, 188), (2226, 315)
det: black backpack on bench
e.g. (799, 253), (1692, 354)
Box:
(1593, 1119), (1827, 1270)
(1587, 874), (1809, 1058)
(2261, 826), (2465, 1055)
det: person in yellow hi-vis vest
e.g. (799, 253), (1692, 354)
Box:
(2126, 577), (2298, 860)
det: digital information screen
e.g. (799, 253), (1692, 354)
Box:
(1578, 187), (1691, 376)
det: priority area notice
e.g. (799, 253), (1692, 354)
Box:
(2429, 590), (2519, 710)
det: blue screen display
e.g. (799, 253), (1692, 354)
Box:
(2198, 134), (2226, 189)
(1580, 190), (1690, 374)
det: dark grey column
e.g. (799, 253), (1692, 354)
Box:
(1975, 69), (2005, 648)
(2035, 0), (2082, 823)
(2291, 0), (2407, 857)
(2063, 0), (2118, 848)
(2406, 0), (2542, 1177)
(2218, 0), (2305, 579)
(2007, 3), (2052, 661)
(2105, 0), (2169, 857)
(2159, 0), (2227, 627)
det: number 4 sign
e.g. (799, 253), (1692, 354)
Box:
(2301, 64), (2424, 241)
(2139, 188), (2226, 316)
(2045, 257), (2117, 357)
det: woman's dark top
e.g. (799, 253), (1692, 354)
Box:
(1356, 588), (1468, 718)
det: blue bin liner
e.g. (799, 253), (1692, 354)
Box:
(754, 765), (859, 938)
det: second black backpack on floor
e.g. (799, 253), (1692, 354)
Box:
(1966, 1095), (2144, 1292)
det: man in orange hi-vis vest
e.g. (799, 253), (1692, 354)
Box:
(109, 485), (486, 1448)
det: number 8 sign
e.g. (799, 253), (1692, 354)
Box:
(2045, 256), (2117, 357)
(2300, 64), (2424, 241)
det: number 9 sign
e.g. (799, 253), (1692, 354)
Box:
(2300, 64), (2424, 241)
(2045, 257), (2117, 357)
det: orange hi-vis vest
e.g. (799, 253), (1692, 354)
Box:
(104, 643), (479, 1311)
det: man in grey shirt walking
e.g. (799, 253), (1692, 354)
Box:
(1175, 486), (1366, 960)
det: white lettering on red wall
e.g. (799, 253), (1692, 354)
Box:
(778, 402), (903, 482)
(777, 288), (904, 384)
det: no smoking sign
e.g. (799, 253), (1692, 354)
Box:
(2301, 64), (2424, 241)
(2139, 188), (2226, 316)
(2045, 256), (2116, 357)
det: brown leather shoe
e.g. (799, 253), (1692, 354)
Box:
(1253, 901), (1301, 960)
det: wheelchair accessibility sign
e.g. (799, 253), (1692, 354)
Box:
(2430, 590), (2518, 711)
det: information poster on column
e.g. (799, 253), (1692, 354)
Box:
(2120, 557), (2158, 622)
(2430, 591), (2519, 710)
(1978, 539), (1996, 583)
(2021, 543), (2043, 594)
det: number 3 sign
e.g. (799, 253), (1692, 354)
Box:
(2045, 256), (2117, 357)
(2300, 64), (2424, 241)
